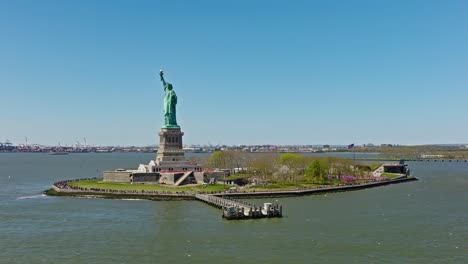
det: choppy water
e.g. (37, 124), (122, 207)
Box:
(0, 153), (467, 263)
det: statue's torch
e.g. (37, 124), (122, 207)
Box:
(159, 69), (164, 81)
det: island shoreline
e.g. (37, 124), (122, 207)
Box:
(45, 176), (418, 200)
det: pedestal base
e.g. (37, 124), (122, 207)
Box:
(156, 127), (185, 163)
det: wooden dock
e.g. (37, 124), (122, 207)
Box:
(195, 194), (282, 220)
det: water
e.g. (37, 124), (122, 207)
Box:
(0, 153), (467, 263)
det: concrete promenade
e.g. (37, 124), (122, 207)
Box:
(48, 176), (417, 199)
(50, 185), (194, 198)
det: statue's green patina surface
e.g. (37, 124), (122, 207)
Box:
(159, 70), (179, 128)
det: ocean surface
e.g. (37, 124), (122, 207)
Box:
(0, 153), (467, 263)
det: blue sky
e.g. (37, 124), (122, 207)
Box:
(1, 0), (467, 146)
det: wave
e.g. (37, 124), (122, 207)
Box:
(16, 194), (47, 200)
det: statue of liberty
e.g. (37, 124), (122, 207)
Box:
(159, 70), (179, 128)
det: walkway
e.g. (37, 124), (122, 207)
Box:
(195, 193), (282, 220)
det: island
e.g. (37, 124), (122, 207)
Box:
(46, 71), (417, 219)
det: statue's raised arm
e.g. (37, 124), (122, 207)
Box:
(159, 69), (167, 88)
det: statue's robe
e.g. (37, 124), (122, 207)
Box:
(163, 83), (178, 126)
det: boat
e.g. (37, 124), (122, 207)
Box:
(51, 152), (69, 155)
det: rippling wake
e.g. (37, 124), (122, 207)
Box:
(16, 194), (48, 200)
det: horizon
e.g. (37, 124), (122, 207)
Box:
(2, 140), (467, 148)
(1, 1), (467, 146)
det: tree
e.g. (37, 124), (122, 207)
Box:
(225, 151), (247, 173)
(249, 153), (279, 181)
(305, 160), (326, 184)
(278, 153), (305, 181)
(206, 150), (248, 173)
(206, 151), (226, 169)
(324, 157), (353, 180)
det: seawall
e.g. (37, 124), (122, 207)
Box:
(46, 176), (418, 200)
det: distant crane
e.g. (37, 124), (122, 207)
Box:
(83, 137), (87, 147)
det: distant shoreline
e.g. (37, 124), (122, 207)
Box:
(2, 152), (467, 162)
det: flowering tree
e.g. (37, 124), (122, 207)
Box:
(278, 153), (305, 181)
(340, 175), (357, 183)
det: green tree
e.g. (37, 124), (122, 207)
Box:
(305, 160), (326, 184)
(206, 151), (226, 169)
(206, 150), (248, 173)
(279, 153), (304, 169)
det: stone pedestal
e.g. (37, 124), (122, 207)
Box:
(104, 127), (203, 184)
(156, 127), (185, 163)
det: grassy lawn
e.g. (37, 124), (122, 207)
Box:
(68, 176), (384, 194)
(69, 179), (230, 193)
(243, 180), (325, 192)
(367, 163), (383, 171)
(381, 172), (402, 179)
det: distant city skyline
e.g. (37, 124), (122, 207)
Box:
(2, 138), (467, 148)
(1, 1), (467, 146)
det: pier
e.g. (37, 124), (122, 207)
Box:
(195, 194), (282, 220)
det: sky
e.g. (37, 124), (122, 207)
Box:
(1, 0), (467, 146)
